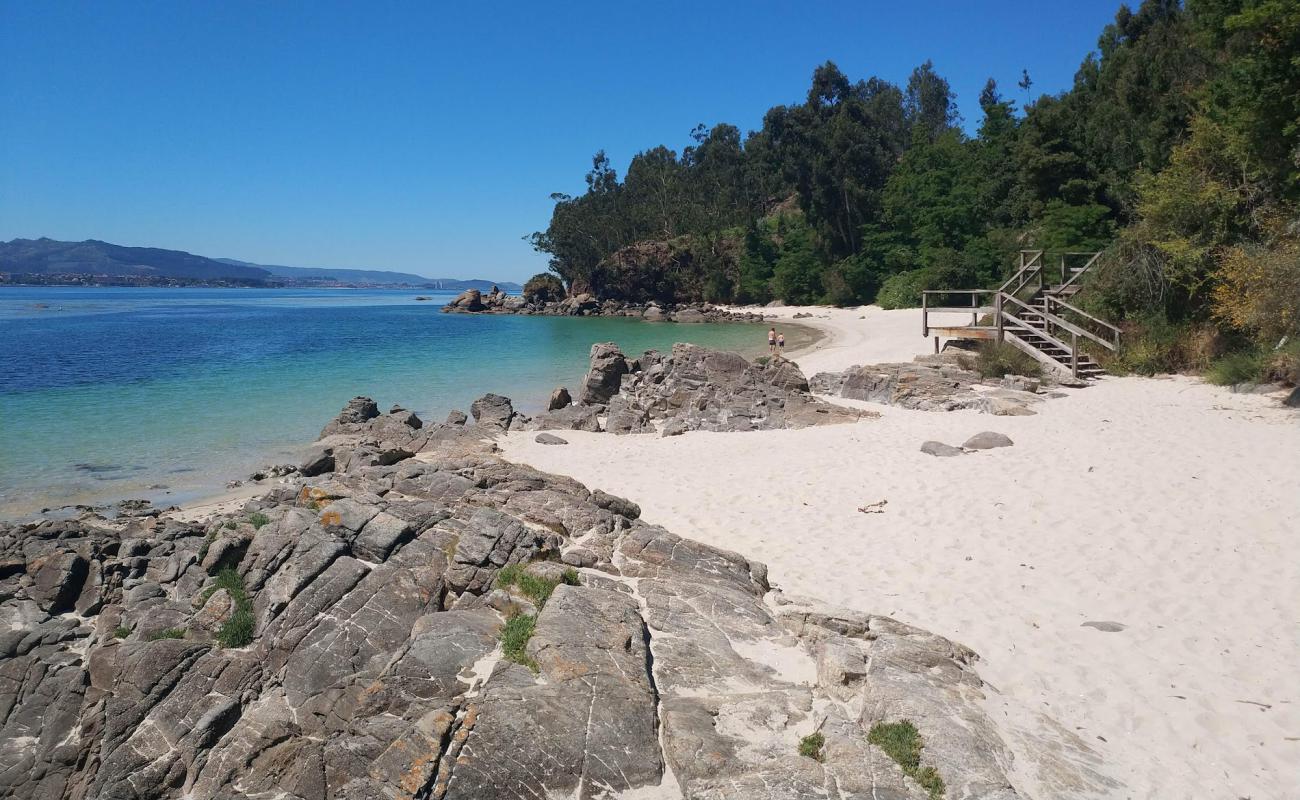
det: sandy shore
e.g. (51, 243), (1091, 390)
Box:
(502, 305), (1300, 799)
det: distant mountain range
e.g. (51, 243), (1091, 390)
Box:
(0, 238), (522, 291)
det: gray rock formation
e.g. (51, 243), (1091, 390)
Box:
(811, 353), (1052, 416)
(548, 386), (572, 410)
(963, 431), (1015, 450)
(0, 397), (1115, 800)
(534, 432), (568, 445)
(579, 342), (628, 405)
(584, 343), (870, 434)
(921, 440), (965, 457)
(469, 393), (515, 430)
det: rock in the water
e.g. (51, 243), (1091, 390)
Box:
(535, 433), (568, 445)
(470, 393), (515, 430)
(548, 386), (572, 410)
(963, 431), (1015, 450)
(921, 440), (965, 457)
(446, 409), (468, 425)
(319, 396), (380, 436)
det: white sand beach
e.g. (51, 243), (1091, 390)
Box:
(502, 305), (1300, 799)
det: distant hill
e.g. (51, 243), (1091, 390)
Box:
(0, 238), (271, 281)
(217, 258), (522, 292)
(0, 238), (522, 290)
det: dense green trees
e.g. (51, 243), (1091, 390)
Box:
(528, 0), (1299, 362)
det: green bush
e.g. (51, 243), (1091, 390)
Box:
(523, 272), (566, 303)
(798, 732), (825, 761)
(113, 626), (132, 639)
(146, 627), (186, 641)
(876, 268), (932, 309)
(1204, 339), (1300, 386)
(1104, 316), (1223, 376)
(972, 341), (1042, 378)
(247, 512), (271, 530)
(868, 720), (945, 799)
(501, 613), (538, 672)
(1204, 349), (1268, 385)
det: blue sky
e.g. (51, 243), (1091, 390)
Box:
(1, 1), (1122, 282)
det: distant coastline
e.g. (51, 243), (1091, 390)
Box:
(0, 274), (508, 290)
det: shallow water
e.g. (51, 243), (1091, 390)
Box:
(0, 287), (805, 518)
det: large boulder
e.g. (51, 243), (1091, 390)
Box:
(548, 386), (572, 410)
(451, 288), (484, 311)
(470, 393), (515, 430)
(579, 342), (628, 405)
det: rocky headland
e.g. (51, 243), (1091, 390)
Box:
(0, 344), (1113, 799)
(441, 285), (767, 323)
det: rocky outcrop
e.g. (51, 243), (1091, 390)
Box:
(441, 286), (766, 323)
(0, 394), (1115, 800)
(811, 353), (1060, 416)
(612, 343), (869, 434)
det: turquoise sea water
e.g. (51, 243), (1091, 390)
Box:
(0, 287), (788, 518)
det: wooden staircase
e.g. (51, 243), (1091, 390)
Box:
(920, 250), (1120, 380)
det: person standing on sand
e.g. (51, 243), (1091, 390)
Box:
(768, 327), (777, 353)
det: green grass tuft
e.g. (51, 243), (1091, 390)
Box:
(113, 625), (132, 639)
(496, 563), (581, 608)
(247, 512), (271, 529)
(500, 613), (538, 672)
(223, 520), (238, 530)
(146, 627), (186, 641)
(798, 732), (825, 761)
(198, 567), (256, 648)
(868, 720), (945, 799)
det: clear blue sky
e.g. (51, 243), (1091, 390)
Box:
(0, 1), (1122, 282)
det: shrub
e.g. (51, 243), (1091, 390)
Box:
(1103, 316), (1223, 376)
(868, 720), (945, 799)
(223, 520), (238, 530)
(876, 268), (932, 310)
(972, 341), (1041, 379)
(1212, 239), (1300, 345)
(1204, 349), (1268, 385)
(500, 613), (538, 672)
(146, 627), (186, 641)
(1264, 340), (1300, 385)
(523, 272), (566, 303)
(113, 626), (132, 639)
(1205, 339), (1300, 386)
(247, 512), (271, 530)
(798, 732), (825, 761)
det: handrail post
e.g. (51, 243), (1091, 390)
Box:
(971, 292), (977, 327)
(995, 293), (1004, 343)
(1071, 332), (1079, 378)
(921, 292), (928, 337)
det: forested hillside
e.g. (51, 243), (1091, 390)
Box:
(528, 0), (1298, 379)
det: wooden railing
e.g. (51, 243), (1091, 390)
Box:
(919, 249), (1116, 378)
(1044, 295), (1121, 350)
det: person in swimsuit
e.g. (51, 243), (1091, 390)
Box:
(777, 332), (785, 353)
(768, 327), (777, 353)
